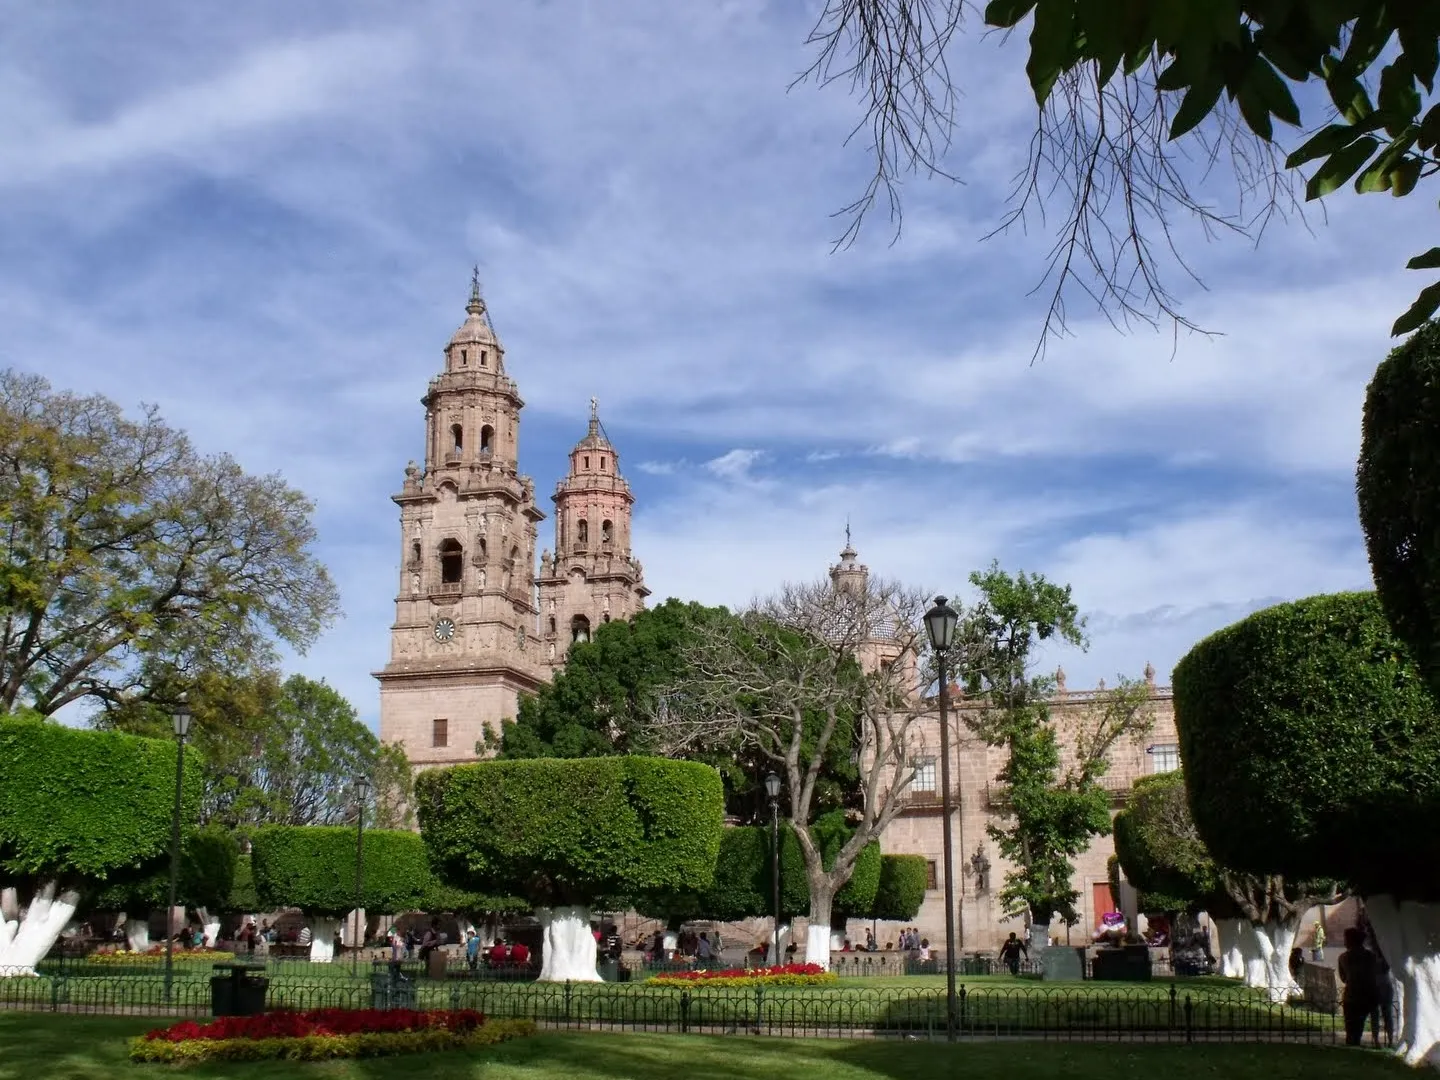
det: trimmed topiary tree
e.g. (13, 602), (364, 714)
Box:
(0, 719), (201, 973)
(1173, 592), (1440, 1058)
(93, 825), (239, 951)
(1358, 320), (1440, 698)
(250, 826), (431, 962)
(869, 855), (927, 923)
(417, 757), (724, 981)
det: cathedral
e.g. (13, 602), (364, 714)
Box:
(375, 278), (649, 767)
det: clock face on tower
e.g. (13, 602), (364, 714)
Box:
(433, 617), (456, 643)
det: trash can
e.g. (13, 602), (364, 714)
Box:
(210, 976), (234, 1016)
(235, 973), (269, 1015)
(426, 950), (448, 980)
(211, 963), (270, 1016)
(371, 970), (417, 1010)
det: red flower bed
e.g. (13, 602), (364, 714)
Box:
(144, 1008), (485, 1043)
(662, 963), (825, 982)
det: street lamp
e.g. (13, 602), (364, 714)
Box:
(764, 772), (782, 967)
(163, 693), (192, 1004)
(352, 775), (372, 977)
(924, 596), (960, 1042)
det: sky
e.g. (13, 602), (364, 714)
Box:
(4, 1), (1423, 728)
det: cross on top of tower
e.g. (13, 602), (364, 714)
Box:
(589, 396), (599, 434)
(467, 266), (485, 316)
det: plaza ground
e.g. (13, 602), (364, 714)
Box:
(0, 1013), (1411, 1080)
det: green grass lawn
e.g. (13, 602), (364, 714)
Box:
(0, 1013), (1407, 1080)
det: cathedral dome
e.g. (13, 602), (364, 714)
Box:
(448, 273), (500, 349)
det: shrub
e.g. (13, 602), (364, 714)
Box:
(1358, 319), (1440, 695)
(417, 757), (724, 906)
(89, 948), (234, 966)
(1172, 591), (1440, 895)
(250, 826), (431, 916)
(869, 855), (927, 921)
(646, 963), (837, 988)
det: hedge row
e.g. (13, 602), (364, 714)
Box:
(416, 757), (724, 907)
(93, 825), (238, 913)
(0, 719), (202, 882)
(250, 827), (433, 916)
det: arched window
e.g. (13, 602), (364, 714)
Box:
(460, 349), (467, 365)
(571, 615), (591, 643)
(584, 456), (590, 469)
(577, 519), (589, 546)
(509, 545), (521, 583)
(548, 616), (557, 635)
(439, 539), (464, 585)
(480, 350), (488, 367)
(601, 520), (613, 547)
(410, 540), (421, 565)
(600, 456), (607, 471)
(450, 424), (463, 457)
(480, 425), (494, 456)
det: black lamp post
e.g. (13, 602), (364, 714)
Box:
(924, 596), (960, 1042)
(352, 775), (372, 977)
(163, 693), (192, 1004)
(764, 771), (782, 966)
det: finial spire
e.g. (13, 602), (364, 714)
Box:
(467, 266), (484, 315)
(588, 396), (600, 435)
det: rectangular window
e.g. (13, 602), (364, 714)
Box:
(926, 860), (939, 890)
(912, 758), (937, 792)
(432, 718), (448, 748)
(1149, 743), (1180, 773)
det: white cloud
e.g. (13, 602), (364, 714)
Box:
(636, 460), (678, 475)
(705, 449), (765, 480)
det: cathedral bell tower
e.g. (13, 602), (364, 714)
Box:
(535, 398), (649, 669)
(375, 274), (547, 767)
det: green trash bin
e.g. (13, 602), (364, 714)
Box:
(235, 974), (269, 1015)
(211, 963), (270, 1016)
(210, 976), (235, 1016)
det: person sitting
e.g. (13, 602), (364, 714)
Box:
(510, 941), (530, 965)
(488, 939), (511, 967)
(918, 938), (932, 962)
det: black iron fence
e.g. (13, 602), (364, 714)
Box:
(0, 965), (1339, 1044)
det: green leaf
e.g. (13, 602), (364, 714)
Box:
(1392, 281), (1440, 337)
(1379, 62), (1424, 133)
(1419, 104), (1440, 152)
(1235, 83), (1274, 142)
(1339, 5), (1394, 78)
(985, 0), (1037, 27)
(1027, 0), (1078, 106)
(1397, 18), (1440, 92)
(1249, 57), (1301, 128)
(1407, 248), (1440, 271)
(1304, 136), (1380, 200)
(1124, 42), (1152, 75)
(1169, 73), (1225, 139)
(1285, 122), (1375, 169)
(1328, 74), (1375, 124)
(1155, 59), (1189, 92)
(1391, 158), (1422, 197)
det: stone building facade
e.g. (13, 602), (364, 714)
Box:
(375, 280), (648, 766)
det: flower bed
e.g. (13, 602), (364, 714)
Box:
(130, 1008), (536, 1063)
(88, 947), (234, 965)
(647, 963), (838, 988)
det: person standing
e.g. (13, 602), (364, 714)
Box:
(1312, 918), (1327, 962)
(465, 929), (481, 973)
(1337, 927), (1379, 1047)
(999, 932), (1028, 977)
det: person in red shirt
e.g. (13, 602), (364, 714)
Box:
(510, 941), (530, 964)
(488, 940), (509, 966)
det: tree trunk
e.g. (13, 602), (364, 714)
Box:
(1366, 894), (1440, 1067)
(125, 915), (152, 953)
(0, 881), (81, 975)
(1029, 919), (1051, 953)
(479, 915), (498, 948)
(194, 907), (221, 948)
(1215, 917), (1245, 979)
(1239, 919), (1299, 1002)
(308, 917), (340, 963)
(537, 906), (600, 982)
(339, 908), (366, 948)
(805, 886), (836, 969)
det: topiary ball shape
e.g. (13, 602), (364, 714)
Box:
(1358, 319), (1440, 695)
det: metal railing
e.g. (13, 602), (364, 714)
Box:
(0, 965), (1339, 1043)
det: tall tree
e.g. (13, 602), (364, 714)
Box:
(100, 672), (413, 831)
(641, 573), (932, 968)
(804, 2), (1440, 345)
(496, 598), (859, 822)
(958, 563), (1157, 945)
(0, 371), (337, 715)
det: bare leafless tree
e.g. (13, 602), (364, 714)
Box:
(798, 1), (1305, 359)
(643, 575), (935, 965)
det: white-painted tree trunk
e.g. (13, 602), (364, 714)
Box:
(830, 929), (845, 951)
(662, 929), (678, 953)
(1029, 920), (1051, 953)
(125, 917), (152, 953)
(805, 918), (834, 969)
(1236, 919), (1298, 1002)
(1216, 918), (1245, 979)
(537, 906), (600, 982)
(478, 916), (497, 948)
(308, 917), (340, 963)
(1365, 894), (1440, 1067)
(0, 881), (80, 975)
(340, 908), (366, 948)
(194, 908), (220, 948)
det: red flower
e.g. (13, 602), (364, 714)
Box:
(144, 1008), (488, 1042)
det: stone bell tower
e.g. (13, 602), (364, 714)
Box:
(535, 398), (650, 670)
(375, 273), (547, 768)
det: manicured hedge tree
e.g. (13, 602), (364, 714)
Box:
(250, 826), (431, 962)
(0, 719), (201, 973)
(226, 855), (258, 918)
(1358, 320), (1440, 698)
(417, 757), (723, 982)
(869, 856), (927, 923)
(93, 826), (239, 951)
(1173, 592), (1440, 1056)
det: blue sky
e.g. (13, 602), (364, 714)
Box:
(5, 1), (1423, 727)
